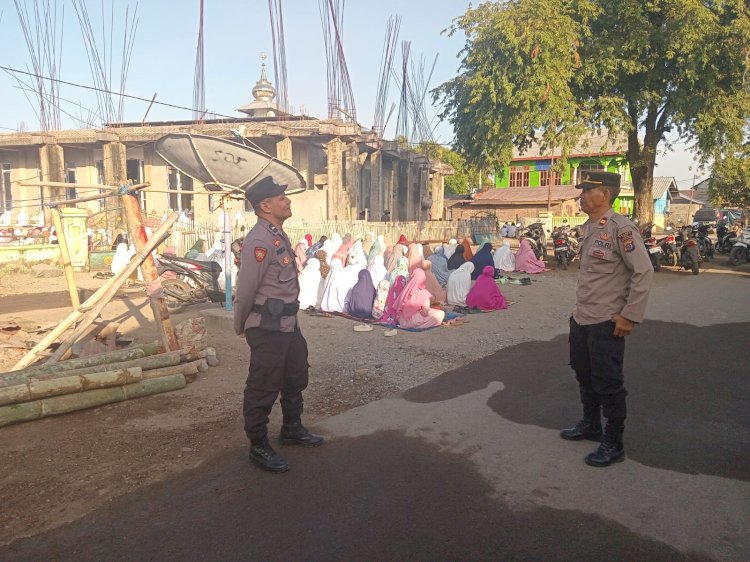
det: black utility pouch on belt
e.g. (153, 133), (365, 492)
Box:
(260, 298), (284, 331)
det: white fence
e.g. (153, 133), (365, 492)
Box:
(168, 219), (461, 256)
(164, 215), (589, 256)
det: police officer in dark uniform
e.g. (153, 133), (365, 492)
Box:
(233, 176), (323, 473)
(561, 171), (654, 467)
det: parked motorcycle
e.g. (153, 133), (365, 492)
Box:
(550, 225), (577, 270)
(230, 237), (244, 269)
(156, 254), (225, 312)
(520, 222), (547, 260)
(694, 224), (714, 261)
(728, 227), (750, 266)
(716, 220), (738, 254)
(639, 224), (662, 272)
(656, 229), (678, 267)
(676, 227), (701, 275)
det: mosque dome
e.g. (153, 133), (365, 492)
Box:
(251, 64), (276, 102)
(237, 62), (284, 118)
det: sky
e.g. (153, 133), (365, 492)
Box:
(0, 0), (706, 187)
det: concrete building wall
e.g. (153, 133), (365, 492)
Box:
(0, 121), (451, 228)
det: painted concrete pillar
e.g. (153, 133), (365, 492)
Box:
(276, 137), (293, 166)
(60, 207), (89, 270)
(326, 137), (343, 220)
(419, 166), (429, 221)
(396, 157), (411, 222)
(391, 160), (401, 221)
(102, 141), (128, 234)
(297, 141), (311, 190)
(402, 158), (419, 221)
(370, 150), (382, 219)
(571, 162), (579, 185)
(103, 142), (127, 186)
(346, 142), (360, 220)
(430, 170), (445, 221)
(39, 143), (65, 225)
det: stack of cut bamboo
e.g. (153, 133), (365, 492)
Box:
(0, 343), (218, 428)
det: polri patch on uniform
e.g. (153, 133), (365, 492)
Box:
(618, 230), (634, 241)
(273, 239), (281, 247)
(598, 216), (608, 226)
(624, 241), (635, 252)
(254, 247), (267, 262)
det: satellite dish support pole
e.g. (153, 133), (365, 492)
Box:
(223, 195), (233, 312)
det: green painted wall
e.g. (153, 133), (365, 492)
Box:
(494, 156), (631, 188)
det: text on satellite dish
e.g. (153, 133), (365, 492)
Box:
(211, 150), (247, 166)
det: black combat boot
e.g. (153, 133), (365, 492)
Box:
(249, 438), (289, 473)
(585, 423), (625, 467)
(560, 405), (602, 441)
(279, 421), (324, 447)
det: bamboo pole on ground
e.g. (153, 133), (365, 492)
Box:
(4, 343), (160, 379)
(120, 189), (179, 352)
(50, 207), (81, 310)
(0, 367), (144, 406)
(0, 353), (209, 407)
(0, 374), (187, 428)
(10, 213), (179, 371)
(1, 350), (179, 388)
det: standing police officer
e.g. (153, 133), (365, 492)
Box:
(561, 171), (653, 467)
(234, 176), (323, 474)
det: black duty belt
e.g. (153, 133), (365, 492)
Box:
(252, 302), (300, 316)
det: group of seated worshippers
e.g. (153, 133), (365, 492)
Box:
(293, 232), (548, 327)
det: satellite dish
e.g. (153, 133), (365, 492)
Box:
(154, 133), (306, 196)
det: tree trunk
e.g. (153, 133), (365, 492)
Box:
(626, 125), (656, 225)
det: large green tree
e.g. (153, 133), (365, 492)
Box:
(710, 142), (750, 212)
(416, 141), (486, 194)
(435, 0), (750, 222)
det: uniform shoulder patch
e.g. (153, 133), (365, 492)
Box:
(617, 230), (634, 241)
(624, 240), (636, 253)
(598, 216), (608, 226)
(254, 247), (268, 262)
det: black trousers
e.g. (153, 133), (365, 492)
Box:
(243, 327), (310, 443)
(569, 318), (627, 425)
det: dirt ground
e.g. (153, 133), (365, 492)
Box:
(0, 256), (746, 545)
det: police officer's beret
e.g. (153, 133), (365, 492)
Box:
(576, 171), (621, 199)
(244, 176), (288, 208)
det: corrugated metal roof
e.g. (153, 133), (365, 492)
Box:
(471, 185), (580, 205)
(512, 130), (627, 160)
(652, 177), (676, 200)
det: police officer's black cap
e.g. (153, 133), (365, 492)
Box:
(244, 176), (287, 208)
(576, 170), (621, 199)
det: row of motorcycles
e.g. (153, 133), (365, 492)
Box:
(523, 221), (712, 275)
(640, 224), (704, 275)
(716, 220), (750, 266)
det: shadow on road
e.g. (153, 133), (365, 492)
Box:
(4, 432), (707, 562)
(404, 320), (750, 482)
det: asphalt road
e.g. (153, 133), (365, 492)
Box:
(3, 267), (749, 561)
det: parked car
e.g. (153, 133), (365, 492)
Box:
(692, 207), (720, 227)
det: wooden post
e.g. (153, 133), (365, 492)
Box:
(120, 189), (180, 352)
(50, 207), (81, 309)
